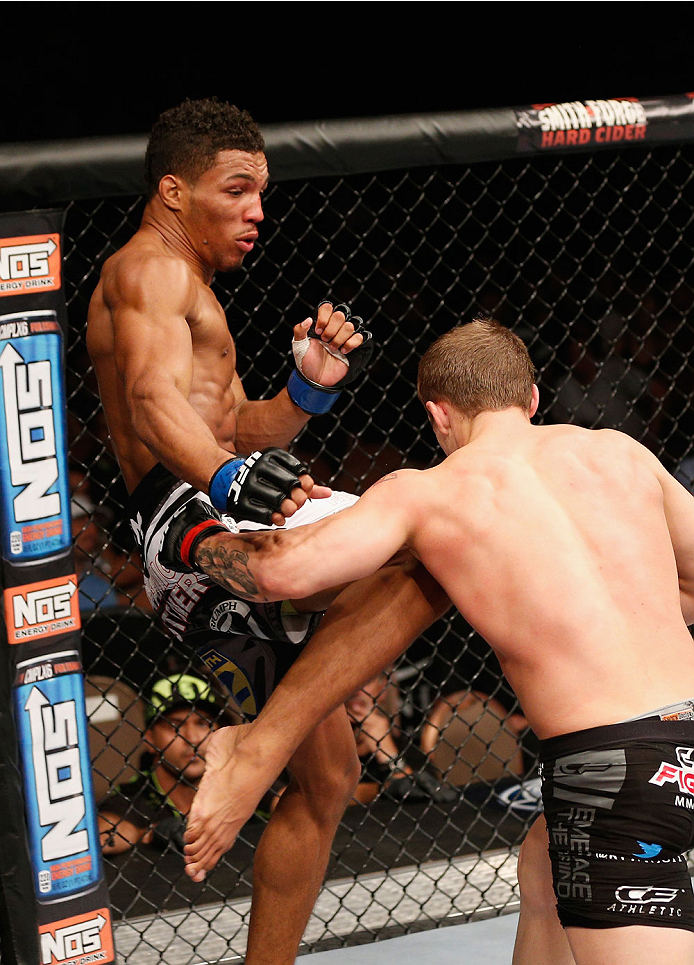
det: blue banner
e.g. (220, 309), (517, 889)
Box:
(0, 209), (114, 965)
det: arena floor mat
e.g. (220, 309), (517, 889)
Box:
(308, 913), (521, 965)
(112, 850), (521, 964)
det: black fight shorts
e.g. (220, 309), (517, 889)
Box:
(540, 716), (694, 931)
(127, 463), (358, 719)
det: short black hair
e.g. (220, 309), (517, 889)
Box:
(144, 97), (265, 198)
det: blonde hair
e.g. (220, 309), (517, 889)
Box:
(417, 316), (536, 417)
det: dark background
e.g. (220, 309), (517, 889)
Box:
(3, 4), (693, 143)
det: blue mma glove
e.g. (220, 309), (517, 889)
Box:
(209, 447), (310, 525)
(287, 300), (374, 415)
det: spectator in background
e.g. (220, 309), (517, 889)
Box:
(72, 487), (123, 610)
(98, 673), (228, 854)
(346, 674), (457, 805)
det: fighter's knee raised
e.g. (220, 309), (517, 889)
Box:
(291, 748), (362, 820)
(323, 756), (363, 816)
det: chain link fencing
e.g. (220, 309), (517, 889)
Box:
(18, 102), (694, 960)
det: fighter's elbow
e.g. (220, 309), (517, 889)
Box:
(259, 566), (311, 603)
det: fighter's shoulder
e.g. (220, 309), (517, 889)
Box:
(101, 238), (196, 310)
(579, 426), (672, 489)
(366, 468), (425, 505)
(591, 425), (653, 460)
(370, 467), (423, 487)
(367, 466), (460, 520)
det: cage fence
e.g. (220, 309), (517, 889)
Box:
(7, 102), (694, 961)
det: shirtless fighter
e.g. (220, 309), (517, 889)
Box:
(164, 317), (694, 964)
(87, 98), (447, 964)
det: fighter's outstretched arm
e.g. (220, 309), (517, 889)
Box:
(194, 470), (419, 601)
(182, 476), (447, 882)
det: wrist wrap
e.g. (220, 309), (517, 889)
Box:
(209, 457), (247, 512)
(287, 369), (341, 415)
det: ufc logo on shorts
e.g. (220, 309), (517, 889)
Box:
(0, 239), (57, 280)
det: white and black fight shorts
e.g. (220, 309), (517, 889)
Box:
(127, 463), (358, 719)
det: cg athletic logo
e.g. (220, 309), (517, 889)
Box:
(0, 234), (61, 297)
(614, 886), (679, 904)
(39, 908), (114, 965)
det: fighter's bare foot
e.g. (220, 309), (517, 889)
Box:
(183, 722), (282, 881)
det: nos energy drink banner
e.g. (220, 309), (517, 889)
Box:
(0, 210), (114, 965)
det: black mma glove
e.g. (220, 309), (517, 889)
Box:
(159, 497), (231, 573)
(209, 447), (309, 525)
(287, 300), (373, 415)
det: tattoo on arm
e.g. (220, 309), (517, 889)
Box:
(196, 542), (266, 601)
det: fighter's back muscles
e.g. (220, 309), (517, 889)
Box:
(87, 247), (238, 493)
(649, 447), (694, 625)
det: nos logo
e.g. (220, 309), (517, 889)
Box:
(0, 340), (60, 521)
(0, 344), (60, 523)
(25, 685), (89, 860)
(40, 909), (113, 965)
(0, 238), (57, 281)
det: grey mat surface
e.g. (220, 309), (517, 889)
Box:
(307, 913), (519, 965)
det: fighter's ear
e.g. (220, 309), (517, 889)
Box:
(158, 174), (185, 211)
(529, 384), (540, 418)
(425, 400), (451, 436)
